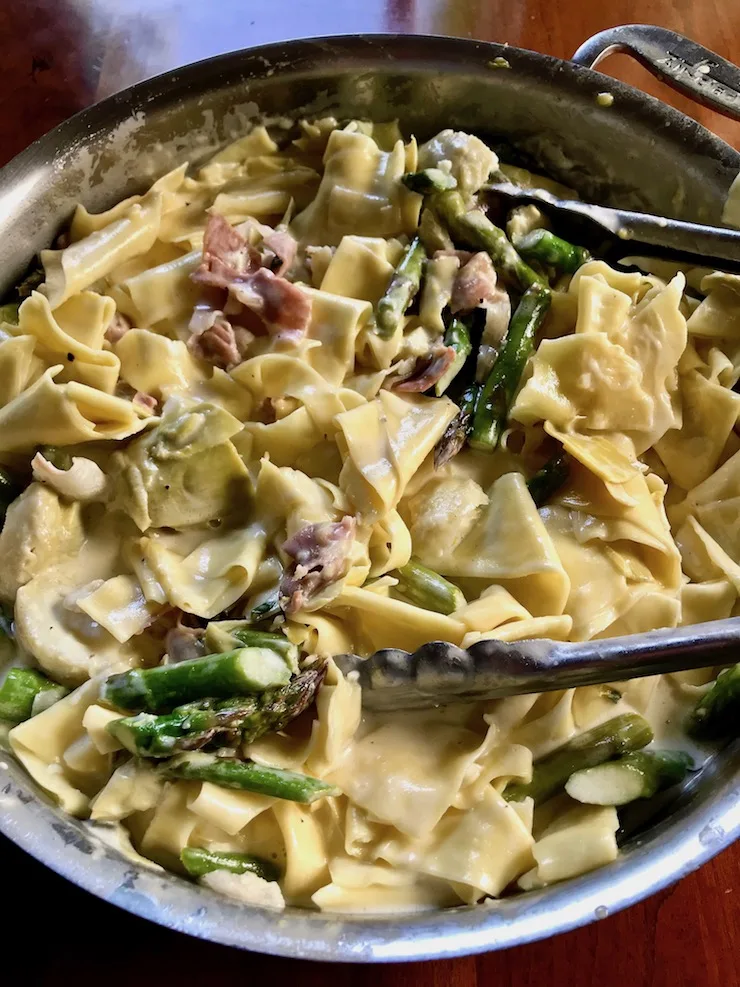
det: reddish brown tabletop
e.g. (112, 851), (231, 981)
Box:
(1, 2), (739, 984)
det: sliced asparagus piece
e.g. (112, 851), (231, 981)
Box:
(107, 665), (326, 757)
(434, 318), (472, 397)
(375, 236), (426, 339)
(514, 229), (591, 274)
(434, 383), (481, 469)
(180, 847), (279, 882)
(565, 750), (693, 806)
(469, 282), (551, 451)
(687, 663), (740, 740)
(0, 668), (66, 722)
(432, 189), (546, 291)
(393, 558), (465, 615)
(231, 629), (299, 668)
(504, 713), (654, 804)
(100, 648), (292, 713)
(163, 752), (340, 803)
(527, 451), (570, 507)
(402, 168), (458, 194)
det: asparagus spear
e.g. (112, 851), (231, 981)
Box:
(504, 713), (654, 805)
(162, 752), (340, 804)
(469, 282), (551, 451)
(393, 558), (465, 615)
(434, 318), (472, 397)
(432, 189), (546, 291)
(565, 749), (693, 806)
(687, 664), (740, 740)
(180, 847), (279, 882)
(231, 629), (298, 668)
(375, 236), (426, 339)
(107, 665), (326, 757)
(402, 168), (458, 194)
(100, 648), (292, 713)
(514, 229), (591, 274)
(433, 383), (481, 469)
(527, 451), (570, 507)
(0, 668), (67, 722)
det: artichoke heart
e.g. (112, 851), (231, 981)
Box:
(111, 395), (249, 530)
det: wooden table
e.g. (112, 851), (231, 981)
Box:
(1, 2), (739, 984)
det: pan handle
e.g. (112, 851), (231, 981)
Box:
(572, 24), (740, 122)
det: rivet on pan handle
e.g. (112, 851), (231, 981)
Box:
(572, 25), (740, 122)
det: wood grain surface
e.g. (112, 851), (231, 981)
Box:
(0, 1), (738, 983)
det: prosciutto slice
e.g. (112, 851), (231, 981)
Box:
(279, 516), (356, 615)
(191, 214), (311, 340)
(390, 344), (456, 393)
(450, 252), (499, 313)
(192, 214), (260, 288)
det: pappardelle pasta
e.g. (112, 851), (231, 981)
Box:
(0, 117), (738, 914)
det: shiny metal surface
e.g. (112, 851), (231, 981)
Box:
(0, 30), (738, 962)
(337, 618), (740, 711)
(572, 24), (740, 120)
(488, 181), (740, 269)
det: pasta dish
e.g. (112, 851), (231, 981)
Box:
(0, 118), (737, 913)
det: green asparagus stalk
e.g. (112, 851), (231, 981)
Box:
(686, 664), (740, 740)
(433, 383), (481, 469)
(469, 282), (551, 451)
(0, 668), (66, 722)
(100, 648), (292, 713)
(0, 302), (19, 325)
(393, 558), (465, 615)
(432, 189), (547, 291)
(434, 318), (472, 397)
(107, 665), (326, 757)
(565, 749), (693, 806)
(513, 229), (591, 275)
(375, 236), (426, 339)
(402, 168), (458, 194)
(231, 629), (298, 668)
(504, 713), (654, 805)
(180, 847), (279, 882)
(162, 752), (340, 804)
(527, 451), (570, 507)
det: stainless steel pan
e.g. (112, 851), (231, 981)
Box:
(1, 24), (739, 963)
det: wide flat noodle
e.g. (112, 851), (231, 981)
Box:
(437, 472), (570, 617)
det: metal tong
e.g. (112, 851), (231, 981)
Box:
(486, 181), (740, 271)
(335, 618), (740, 710)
